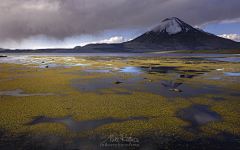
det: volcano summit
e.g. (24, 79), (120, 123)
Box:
(147, 17), (204, 35)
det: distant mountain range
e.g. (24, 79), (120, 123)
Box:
(1, 17), (240, 53)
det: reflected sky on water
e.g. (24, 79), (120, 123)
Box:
(177, 104), (221, 134)
(25, 116), (148, 133)
(205, 57), (240, 62)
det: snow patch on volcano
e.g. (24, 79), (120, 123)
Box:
(150, 18), (182, 35)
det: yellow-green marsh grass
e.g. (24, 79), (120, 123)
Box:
(209, 96), (240, 126)
(94, 117), (191, 139)
(0, 55), (240, 145)
(200, 122), (240, 136)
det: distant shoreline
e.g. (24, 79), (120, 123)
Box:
(169, 49), (240, 54)
(0, 49), (239, 54)
(147, 50), (179, 53)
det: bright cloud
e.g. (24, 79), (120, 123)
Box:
(98, 36), (128, 43)
(218, 34), (240, 42)
(79, 36), (128, 46)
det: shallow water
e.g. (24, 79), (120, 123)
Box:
(129, 81), (226, 97)
(84, 69), (111, 73)
(230, 93), (240, 96)
(71, 65), (225, 97)
(119, 66), (178, 74)
(205, 57), (240, 62)
(177, 104), (221, 134)
(212, 97), (227, 101)
(0, 79), (13, 81)
(203, 77), (221, 79)
(70, 77), (142, 94)
(33, 64), (72, 68)
(224, 72), (240, 76)
(25, 116), (148, 133)
(71, 75), (228, 97)
(0, 89), (54, 97)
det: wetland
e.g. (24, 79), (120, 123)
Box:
(0, 53), (240, 150)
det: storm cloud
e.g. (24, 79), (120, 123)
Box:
(1, 0), (240, 42)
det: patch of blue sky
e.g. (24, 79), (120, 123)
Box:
(200, 21), (240, 35)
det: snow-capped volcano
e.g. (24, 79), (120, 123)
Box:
(128, 17), (240, 51)
(71, 17), (240, 53)
(147, 17), (205, 35)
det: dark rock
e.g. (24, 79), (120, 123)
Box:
(111, 81), (122, 84)
(174, 89), (182, 92)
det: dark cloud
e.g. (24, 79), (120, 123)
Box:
(0, 0), (240, 42)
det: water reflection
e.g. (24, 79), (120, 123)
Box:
(174, 75), (195, 78)
(126, 81), (224, 97)
(224, 72), (240, 76)
(230, 93), (240, 96)
(72, 63), (92, 66)
(161, 81), (183, 88)
(119, 66), (178, 74)
(71, 76), (225, 97)
(0, 89), (54, 97)
(203, 77), (221, 80)
(205, 57), (240, 62)
(161, 75), (194, 88)
(71, 66), (226, 97)
(0, 79), (13, 81)
(25, 116), (148, 133)
(70, 77), (143, 94)
(177, 104), (221, 134)
(84, 70), (110, 73)
(212, 97), (227, 101)
(119, 67), (143, 74)
(33, 64), (71, 68)
(140, 66), (178, 74)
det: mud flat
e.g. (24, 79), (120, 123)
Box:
(0, 55), (239, 149)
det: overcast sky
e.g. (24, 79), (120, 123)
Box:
(1, 0), (240, 49)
